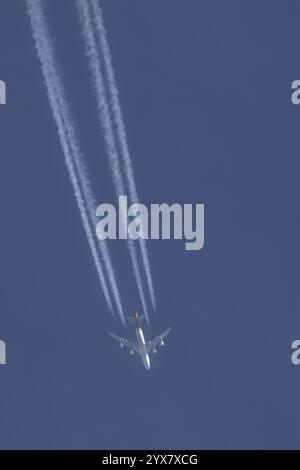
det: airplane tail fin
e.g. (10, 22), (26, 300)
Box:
(125, 313), (145, 325)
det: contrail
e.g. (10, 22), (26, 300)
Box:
(77, 0), (151, 324)
(90, 0), (156, 312)
(26, 0), (125, 325)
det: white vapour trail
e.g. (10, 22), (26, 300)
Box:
(26, 0), (125, 324)
(77, 0), (151, 323)
(90, 0), (156, 312)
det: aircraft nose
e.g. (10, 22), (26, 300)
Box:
(144, 355), (150, 370)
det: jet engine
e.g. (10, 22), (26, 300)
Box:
(120, 342), (124, 349)
(160, 338), (164, 346)
(153, 348), (157, 354)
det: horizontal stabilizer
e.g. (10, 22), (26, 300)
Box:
(125, 313), (145, 324)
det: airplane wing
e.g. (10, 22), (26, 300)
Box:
(146, 327), (172, 353)
(108, 332), (140, 354)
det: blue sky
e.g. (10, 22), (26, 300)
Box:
(0, 0), (300, 449)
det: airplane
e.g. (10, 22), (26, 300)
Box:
(108, 313), (172, 370)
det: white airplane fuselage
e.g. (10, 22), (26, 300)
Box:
(135, 327), (150, 370)
(108, 313), (171, 370)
